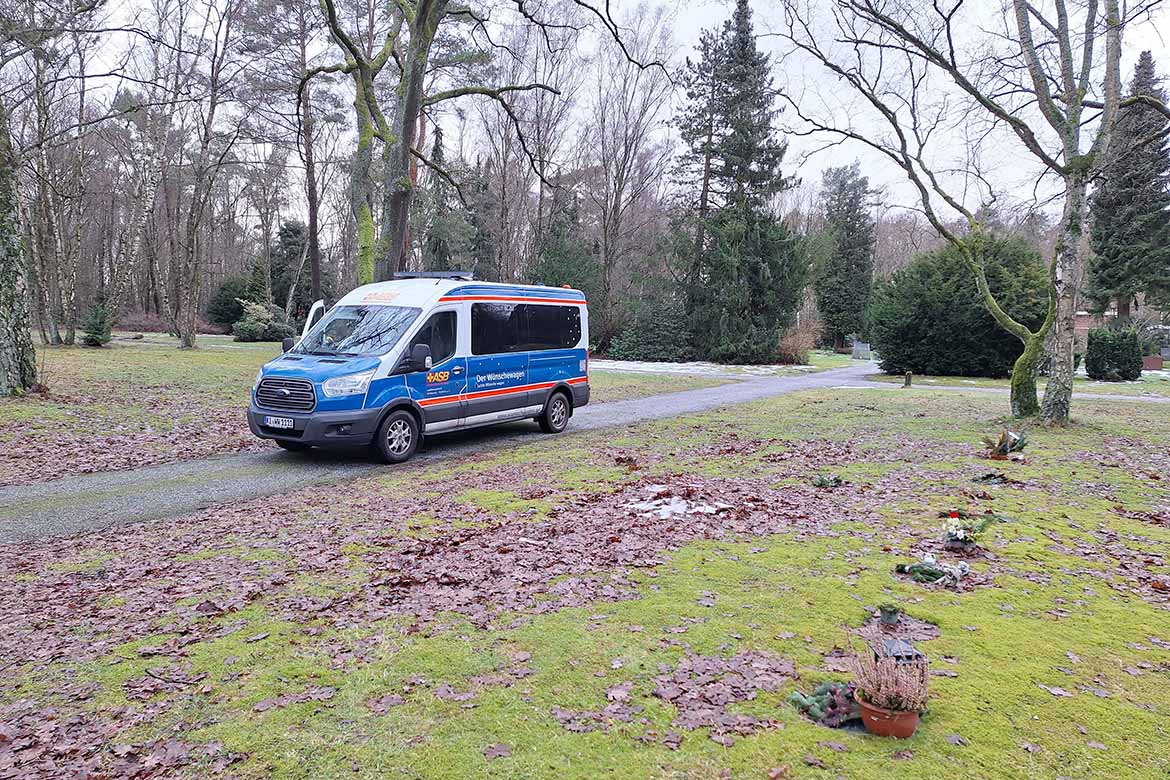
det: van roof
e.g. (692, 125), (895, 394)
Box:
(335, 278), (587, 309)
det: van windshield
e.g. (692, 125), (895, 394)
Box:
(295, 305), (421, 357)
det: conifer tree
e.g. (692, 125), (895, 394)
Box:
(815, 163), (877, 350)
(1089, 51), (1170, 319)
(675, 0), (804, 362)
(80, 293), (114, 347)
(714, 0), (790, 209)
(421, 127), (460, 272)
(673, 28), (728, 275)
(528, 193), (600, 303)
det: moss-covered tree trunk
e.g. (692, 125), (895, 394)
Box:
(0, 99), (38, 395)
(964, 234), (1055, 418)
(380, 4), (443, 280)
(350, 77), (377, 287)
(1009, 332), (1046, 417)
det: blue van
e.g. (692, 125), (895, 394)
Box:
(247, 273), (589, 463)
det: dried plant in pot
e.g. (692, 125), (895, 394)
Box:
(850, 643), (929, 738)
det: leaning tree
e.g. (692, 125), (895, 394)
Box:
(777, 0), (1170, 423)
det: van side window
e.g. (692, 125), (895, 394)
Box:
(409, 311), (457, 364)
(472, 303), (522, 355)
(472, 302), (582, 354)
(522, 304), (581, 350)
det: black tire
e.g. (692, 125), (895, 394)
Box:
(538, 391), (571, 434)
(275, 439), (310, 452)
(375, 409), (420, 463)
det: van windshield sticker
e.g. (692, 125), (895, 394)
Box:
(361, 290), (400, 303)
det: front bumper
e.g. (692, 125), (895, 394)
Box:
(248, 402), (382, 448)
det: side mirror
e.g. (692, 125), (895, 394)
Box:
(410, 343), (432, 372)
(281, 338), (294, 353)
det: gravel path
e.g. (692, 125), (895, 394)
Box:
(1, 363), (876, 542)
(4, 362), (1164, 543)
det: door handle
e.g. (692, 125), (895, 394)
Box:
(451, 365), (465, 374)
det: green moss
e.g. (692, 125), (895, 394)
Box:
(9, 386), (1170, 778)
(455, 488), (550, 518)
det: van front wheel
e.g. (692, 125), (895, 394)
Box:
(539, 391), (571, 434)
(375, 409), (420, 463)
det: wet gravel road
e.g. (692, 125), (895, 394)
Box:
(4, 362), (1163, 543)
(1, 364), (877, 543)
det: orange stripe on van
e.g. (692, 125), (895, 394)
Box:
(415, 376), (587, 408)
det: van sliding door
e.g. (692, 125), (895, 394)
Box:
(522, 304), (584, 407)
(465, 303), (531, 425)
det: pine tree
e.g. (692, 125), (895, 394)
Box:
(1089, 51), (1170, 319)
(247, 253), (274, 306)
(465, 160), (499, 281)
(673, 28), (728, 266)
(270, 220), (333, 318)
(422, 127), (454, 271)
(80, 293), (114, 347)
(815, 163), (877, 350)
(674, 0), (802, 362)
(691, 208), (806, 363)
(420, 127), (473, 272)
(528, 193), (600, 301)
(714, 0), (791, 209)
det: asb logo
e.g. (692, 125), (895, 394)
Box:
(426, 371), (450, 383)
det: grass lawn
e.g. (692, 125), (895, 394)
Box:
(3, 387), (1168, 778)
(866, 370), (1170, 397)
(0, 337), (730, 487)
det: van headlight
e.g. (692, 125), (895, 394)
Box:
(322, 370), (375, 397)
(253, 369), (263, 391)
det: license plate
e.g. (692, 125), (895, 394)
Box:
(263, 415), (295, 430)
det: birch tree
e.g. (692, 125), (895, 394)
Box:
(0, 0), (103, 392)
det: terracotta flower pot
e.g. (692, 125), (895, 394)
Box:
(856, 693), (920, 738)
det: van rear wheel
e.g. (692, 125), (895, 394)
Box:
(375, 409), (420, 463)
(539, 391), (571, 434)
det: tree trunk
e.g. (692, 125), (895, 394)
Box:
(1010, 333), (1045, 417)
(1040, 171), (1089, 425)
(965, 235), (1054, 418)
(381, 7), (441, 279)
(301, 84), (323, 301)
(350, 79), (377, 286)
(0, 99), (38, 395)
(1115, 296), (1130, 321)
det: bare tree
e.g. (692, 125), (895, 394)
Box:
(776, 0), (1169, 422)
(579, 3), (674, 339)
(311, 0), (663, 283)
(0, 0), (104, 392)
(171, 0), (246, 347)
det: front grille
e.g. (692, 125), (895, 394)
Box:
(256, 377), (317, 413)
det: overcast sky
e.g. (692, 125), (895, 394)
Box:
(666, 0), (1170, 217)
